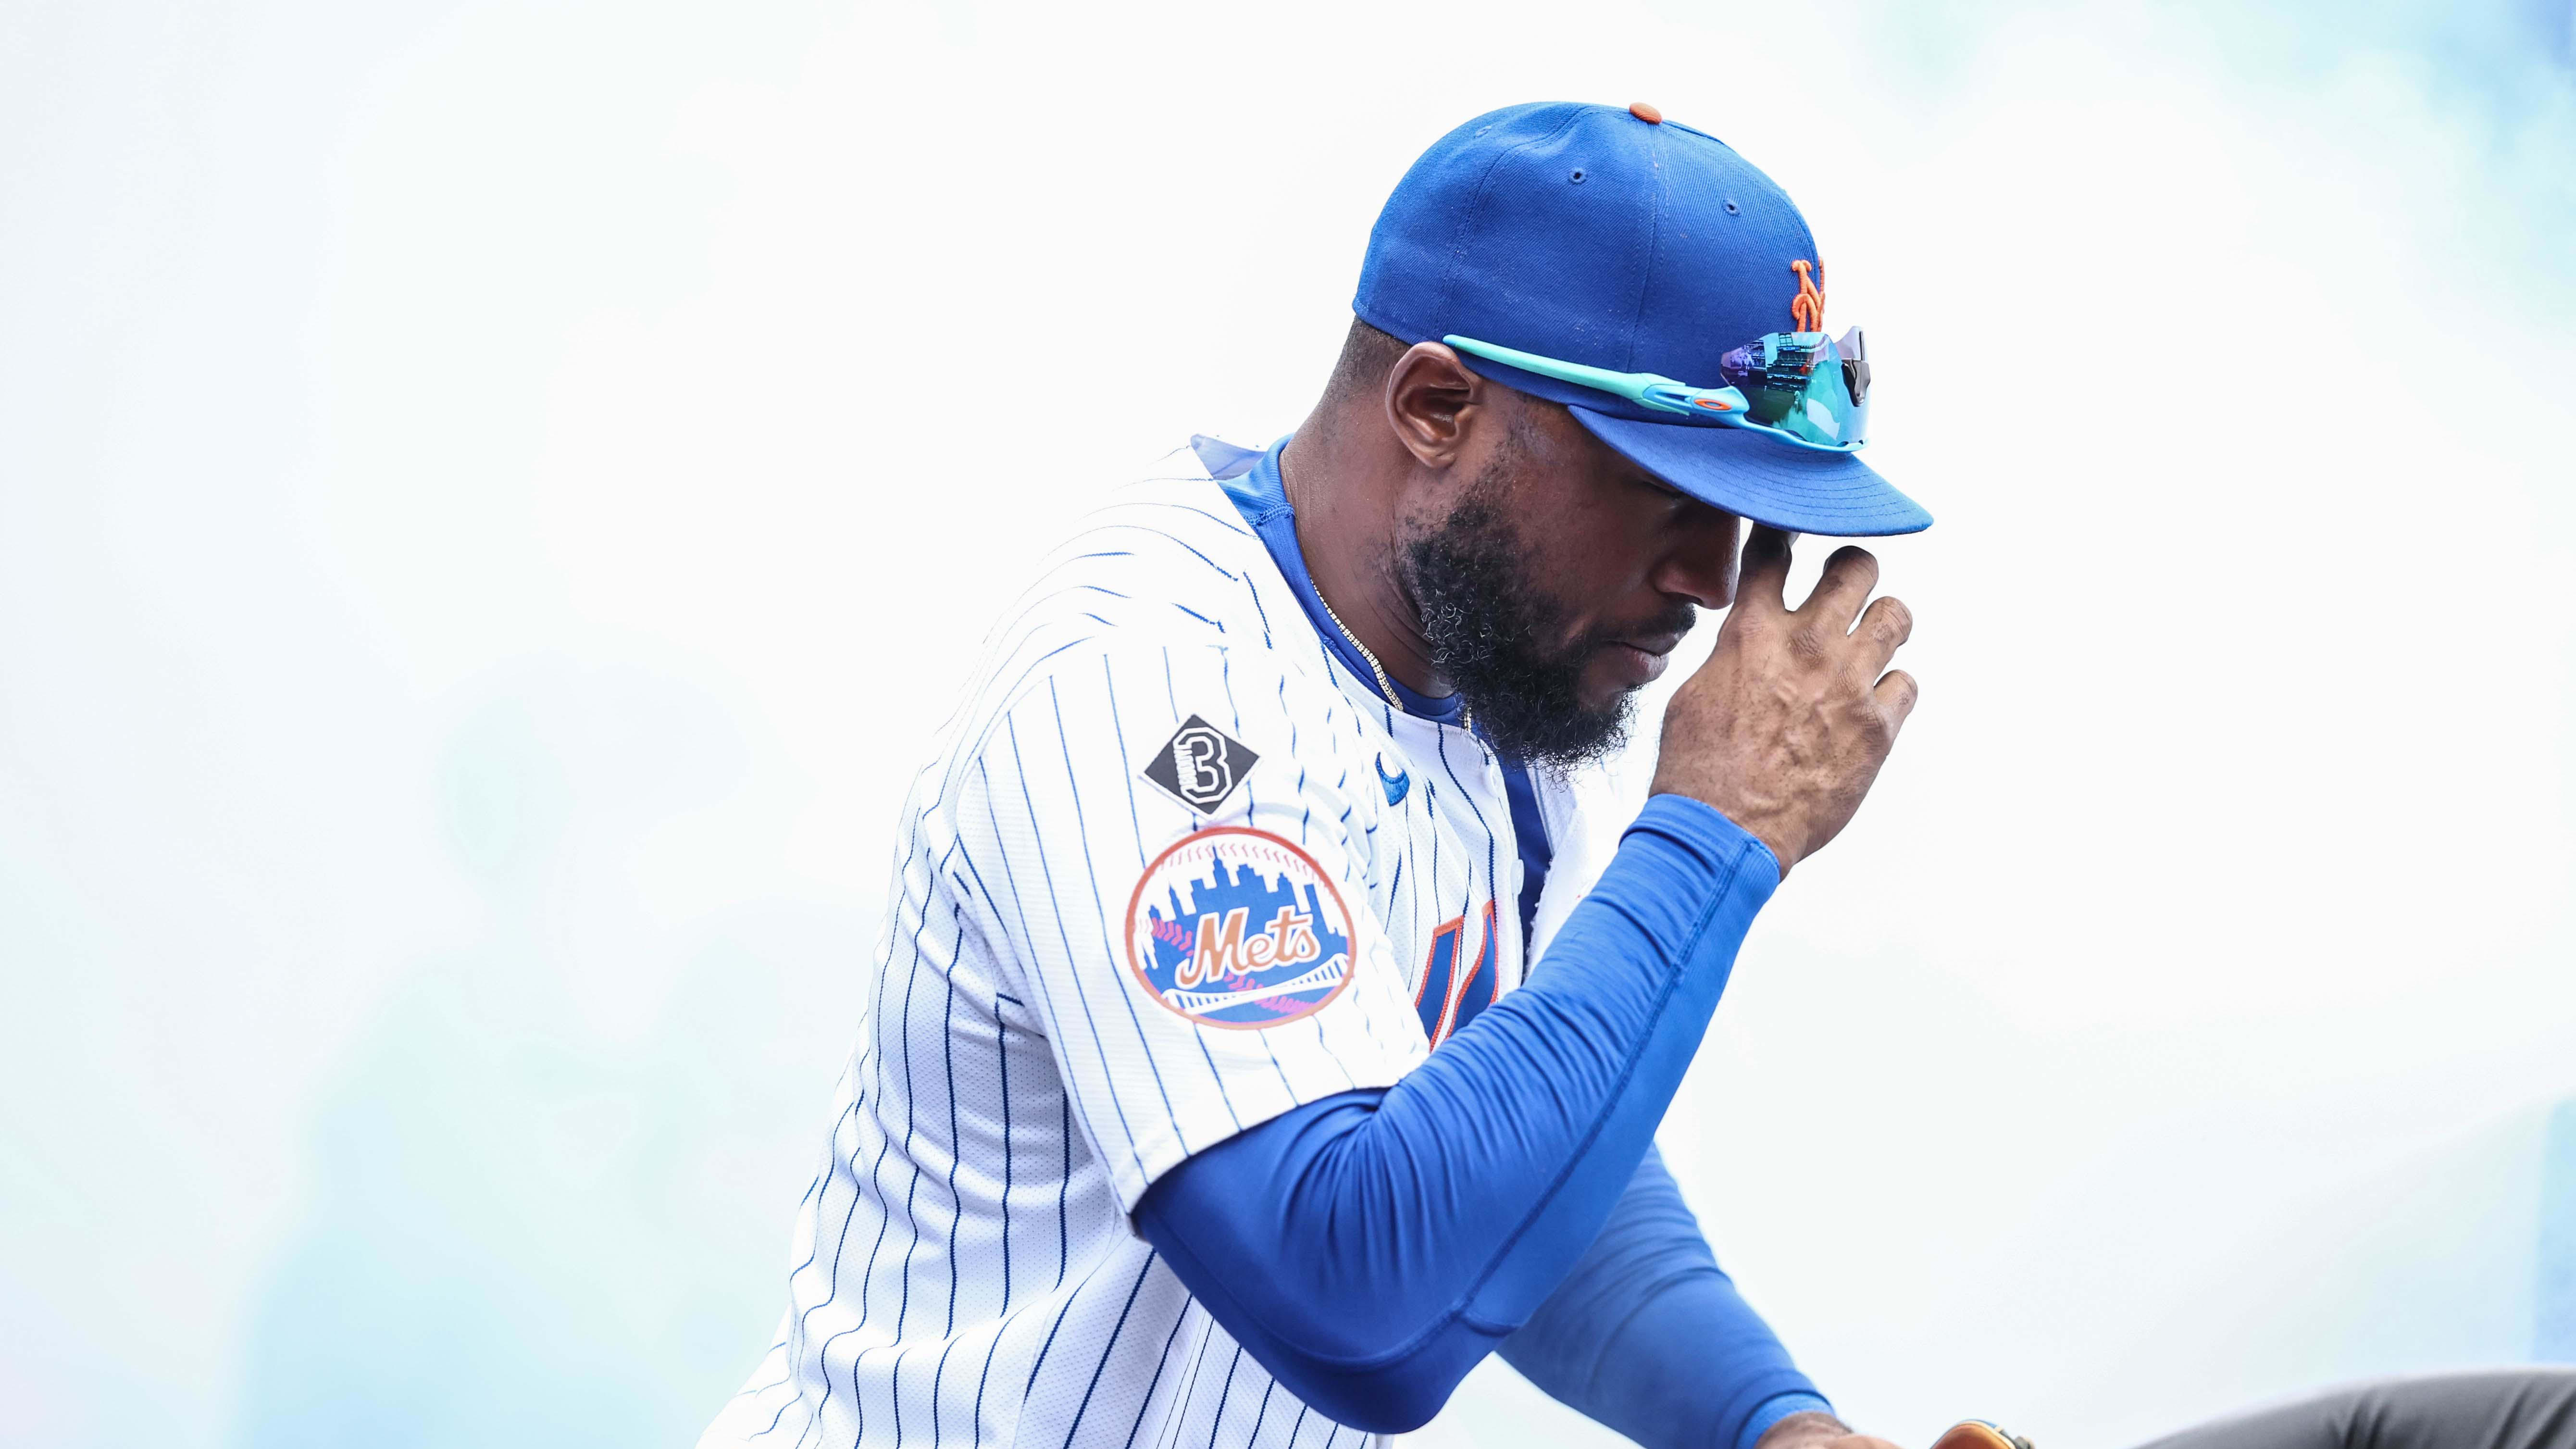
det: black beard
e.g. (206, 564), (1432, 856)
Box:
(1399, 488), (1689, 773)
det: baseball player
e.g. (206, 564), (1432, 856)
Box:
(702, 100), (1928, 1449)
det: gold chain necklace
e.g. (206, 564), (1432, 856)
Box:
(1314, 590), (1472, 734)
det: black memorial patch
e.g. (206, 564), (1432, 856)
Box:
(1141, 715), (1260, 814)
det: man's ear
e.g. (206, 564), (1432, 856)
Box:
(1381, 342), (1488, 469)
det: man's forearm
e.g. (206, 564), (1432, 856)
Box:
(1499, 1147), (1829, 1449)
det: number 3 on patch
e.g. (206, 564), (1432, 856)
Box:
(1123, 827), (1356, 1030)
(1140, 715), (1258, 814)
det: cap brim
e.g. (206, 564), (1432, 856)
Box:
(1569, 408), (1932, 537)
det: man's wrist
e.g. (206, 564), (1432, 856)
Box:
(1645, 782), (1800, 877)
(1626, 794), (1785, 900)
(1750, 1407), (1851, 1449)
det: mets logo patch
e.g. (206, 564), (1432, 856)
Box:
(1123, 826), (1355, 1030)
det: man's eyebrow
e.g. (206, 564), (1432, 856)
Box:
(1632, 473), (1687, 499)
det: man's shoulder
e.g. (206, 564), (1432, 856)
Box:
(1047, 472), (1273, 593)
(984, 456), (1288, 663)
(940, 448), (1335, 740)
(1040, 436), (1283, 586)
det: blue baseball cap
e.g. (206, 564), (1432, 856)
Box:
(1354, 101), (1931, 537)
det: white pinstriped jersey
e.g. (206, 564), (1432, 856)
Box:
(702, 443), (1643, 1449)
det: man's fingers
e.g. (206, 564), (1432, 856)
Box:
(1799, 544), (1880, 630)
(1735, 525), (1795, 615)
(1851, 594), (1913, 672)
(1873, 668), (1920, 725)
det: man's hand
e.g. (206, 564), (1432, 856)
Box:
(1651, 525), (1918, 877)
(1755, 1409), (1904, 1449)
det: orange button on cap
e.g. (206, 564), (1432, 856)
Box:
(1629, 101), (1663, 124)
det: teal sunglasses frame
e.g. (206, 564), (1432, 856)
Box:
(1442, 331), (1869, 454)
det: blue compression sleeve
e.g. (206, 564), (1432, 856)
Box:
(1500, 1147), (1832, 1449)
(1133, 795), (1779, 1434)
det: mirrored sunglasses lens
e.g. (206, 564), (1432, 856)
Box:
(1718, 331), (1867, 447)
(1717, 333), (1818, 427)
(1836, 328), (1869, 406)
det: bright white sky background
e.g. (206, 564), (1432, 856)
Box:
(3, 1), (2573, 1446)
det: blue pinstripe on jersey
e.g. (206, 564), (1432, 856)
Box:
(986, 733), (1151, 1185)
(1044, 680), (1191, 1136)
(1120, 1303), (1195, 1449)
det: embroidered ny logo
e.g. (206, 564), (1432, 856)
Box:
(1790, 258), (1826, 333)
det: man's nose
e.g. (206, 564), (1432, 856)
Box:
(1651, 508), (1742, 610)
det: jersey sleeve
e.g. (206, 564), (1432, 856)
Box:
(941, 638), (1428, 1211)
